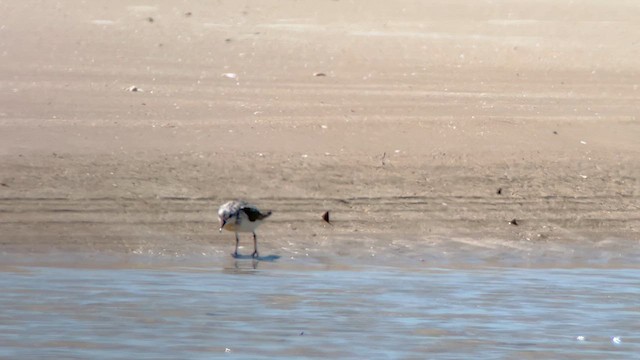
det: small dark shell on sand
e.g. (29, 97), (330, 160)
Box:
(322, 211), (330, 224)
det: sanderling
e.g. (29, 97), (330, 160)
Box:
(218, 200), (272, 258)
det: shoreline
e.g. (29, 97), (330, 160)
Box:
(1, 152), (638, 268)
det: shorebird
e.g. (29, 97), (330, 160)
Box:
(218, 200), (272, 258)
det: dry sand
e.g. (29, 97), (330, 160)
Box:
(1, 0), (639, 265)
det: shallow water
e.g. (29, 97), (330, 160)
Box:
(1, 259), (638, 359)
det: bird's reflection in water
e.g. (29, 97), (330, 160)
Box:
(222, 254), (281, 274)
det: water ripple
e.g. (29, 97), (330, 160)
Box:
(0, 265), (638, 359)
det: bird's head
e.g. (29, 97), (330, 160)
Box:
(218, 210), (235, 232)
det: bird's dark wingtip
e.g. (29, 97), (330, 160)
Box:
(242, 207), (272, 221)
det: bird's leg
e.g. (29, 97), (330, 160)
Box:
(252, 232), (259, 258)
(234, 232), (240, 257)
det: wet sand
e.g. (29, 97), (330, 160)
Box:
(1, 0), (639, 264)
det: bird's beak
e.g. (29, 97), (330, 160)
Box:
(219, 219), (226, 232)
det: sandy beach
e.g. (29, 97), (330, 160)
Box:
(1, 0), (639, 264)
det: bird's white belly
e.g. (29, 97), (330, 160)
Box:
(222, 213), (262, 233)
